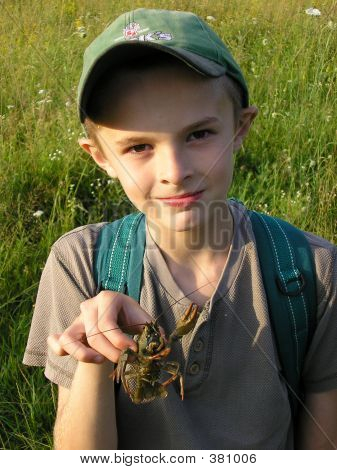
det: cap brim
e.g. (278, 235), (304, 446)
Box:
(79, 42), (227, 123)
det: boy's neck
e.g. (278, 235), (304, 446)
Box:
(146, 202), (234, 304)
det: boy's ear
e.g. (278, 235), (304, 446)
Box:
(78, 137), (118, 179)
(233, 106), (259, 152)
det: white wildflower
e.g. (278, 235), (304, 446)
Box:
(37, 98), (52, 105)
(262, 38), (268, 46)
(33, 210), (44, 218)
(305, 8), (321, 16)
(7, 104), (15, 109)
(76, 26), (87, 38)
(65, 99), (72, 107)
(309, 159), (315, 167)
(38, 89), (46, 94)
(252, 18), (258, 25)
(206, 16), (216, 22)
(271, 112), (277, 118)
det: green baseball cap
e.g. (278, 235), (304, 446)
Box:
(77, 8), (249, 124)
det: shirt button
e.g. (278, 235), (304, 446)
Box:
(189, 362), (201, 375)
(193, 338), (204, 352)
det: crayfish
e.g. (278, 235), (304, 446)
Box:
(111, 303), (199, 404)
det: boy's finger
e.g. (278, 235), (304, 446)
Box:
(48, 333), (103, 363)
(58, 331), (106, 363)
(49, 330), (122, 364)
(120, 294), (154, 330)
(96, 313), (138, 352)
(80, 292), (137, 351)
(95, 294), (142, 352)
(80, 297), (133, 361)
(47, 334), (68, 356)
(86, 331), (124, 363)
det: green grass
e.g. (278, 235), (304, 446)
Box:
(0, 0), (336, 449)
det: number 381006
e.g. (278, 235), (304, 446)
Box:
(210, 454), (257, 464)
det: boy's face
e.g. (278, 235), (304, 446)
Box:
(79, 63), (258, 234)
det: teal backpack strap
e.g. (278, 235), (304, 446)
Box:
(93, 212), (146, 302)
(247, 208), (317, 417)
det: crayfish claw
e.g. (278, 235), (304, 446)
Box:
(169, 303), (199, 341)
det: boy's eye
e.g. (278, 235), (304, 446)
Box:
(126, 129), (214, 154)
(127, 144), (151, 154)
(190, 129), (213, 140)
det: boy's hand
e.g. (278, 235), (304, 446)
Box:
(47, 291), (154, 364)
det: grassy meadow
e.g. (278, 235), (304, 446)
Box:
(1, 0), (336, 449)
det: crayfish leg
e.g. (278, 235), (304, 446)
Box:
(110, 348), (137, 383)
(148, 346), (171, 361)
(179, 374), (184, 400)
(161, 361), (185, 400)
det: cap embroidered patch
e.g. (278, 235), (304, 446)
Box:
(137, 31), (172, 42)
(123, 22), (172, 42)
(123, 22), (141, 39)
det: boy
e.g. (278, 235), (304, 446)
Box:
(23, 8), (337, 450)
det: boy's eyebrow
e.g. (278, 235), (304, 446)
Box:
(114, 116), (221, 147)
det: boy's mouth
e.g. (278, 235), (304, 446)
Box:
(157, 190), (204, 207)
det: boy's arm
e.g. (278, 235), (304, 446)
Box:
(50, 291), (155, 450)
(295, 389), (337, 450)
(54, 360), (117, 450)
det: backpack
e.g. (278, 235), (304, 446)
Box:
(93, 199), (317, 418)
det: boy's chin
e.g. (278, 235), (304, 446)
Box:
(153, 208), (206, 233)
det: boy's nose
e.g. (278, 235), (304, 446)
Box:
(157, 145), (193, 185)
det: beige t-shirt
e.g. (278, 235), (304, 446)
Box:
(23, 199), (337, 449)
